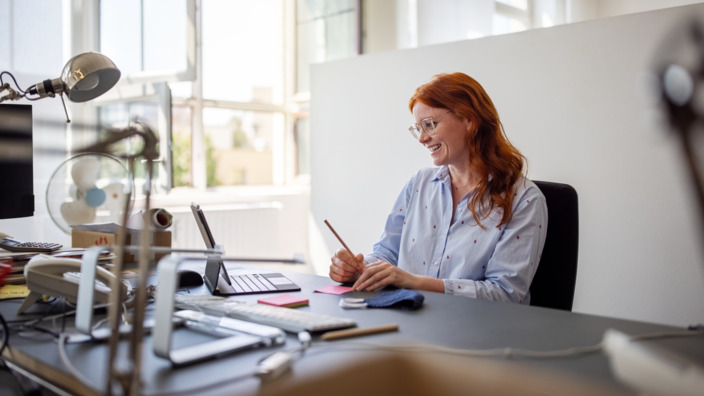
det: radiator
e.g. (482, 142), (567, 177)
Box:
(169, 202), (285, 258)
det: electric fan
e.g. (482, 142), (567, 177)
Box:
(46, 153), (134, 234)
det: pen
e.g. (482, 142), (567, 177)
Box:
(320, 324), (399, 341)
(323, 219), (364, 270)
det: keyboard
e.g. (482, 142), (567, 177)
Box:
(217, 273), (300, 295)
(174, 294), (357, 333)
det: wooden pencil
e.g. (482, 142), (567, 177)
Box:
(324, 219), (364, 268)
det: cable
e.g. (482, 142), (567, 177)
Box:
(29, 298), (158, 395)
(629, 326), (704, 342)
(303, 326), (704, 361)
(0, 313), (9, 356)
(17, 324), (61, 340)
(0, 71), (27, 94)
(1, 313), (50, 395)
(304, 340), (603, 360)
(57, 333), (99, 392)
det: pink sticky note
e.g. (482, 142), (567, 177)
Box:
(315, 285), (354, 295)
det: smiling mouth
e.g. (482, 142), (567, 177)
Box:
(428, 144), (441, 153)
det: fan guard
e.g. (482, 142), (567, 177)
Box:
(46, 153), (134, 234)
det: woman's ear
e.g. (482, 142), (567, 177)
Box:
(464, 118), (475, 138)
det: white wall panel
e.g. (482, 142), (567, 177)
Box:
(310, 4), (704, 327)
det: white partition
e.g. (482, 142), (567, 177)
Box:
(310, 4), (704, 327)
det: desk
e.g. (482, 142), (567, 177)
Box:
(1, 263), (703, 395)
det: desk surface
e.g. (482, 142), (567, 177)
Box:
(2, 262), (703, 395)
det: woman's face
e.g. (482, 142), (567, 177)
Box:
(412, 102), (471, 168)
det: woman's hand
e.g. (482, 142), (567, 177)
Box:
(329, 248), (365, 283)
(352, 260), (418, 291)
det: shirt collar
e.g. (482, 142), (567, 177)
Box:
(433, 165), (450, 183)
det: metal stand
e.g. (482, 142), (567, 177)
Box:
(77, 121), (158, 395)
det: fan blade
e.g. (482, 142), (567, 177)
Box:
(71, 156), (101, 191)
(61, 200), (97, 226)
(69, 183), (79, 200)
(101, 182), (127, 213)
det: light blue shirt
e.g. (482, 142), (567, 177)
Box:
(364, 166), (548, 304)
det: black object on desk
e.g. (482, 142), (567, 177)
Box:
(0, 104), (34, 220)
(203, 256), (300, 296)
(177, 269), (204, 288)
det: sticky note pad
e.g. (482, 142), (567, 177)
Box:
(315, 285), (354, 295)
(258, 294), (309, 308)
(0, 284), (31, 300)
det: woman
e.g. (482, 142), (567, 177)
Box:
(329, 72), (548, 304)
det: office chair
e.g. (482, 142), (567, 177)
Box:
(529, 181), (579, 311)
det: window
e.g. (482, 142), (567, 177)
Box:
(495, 0), (528, 9)
(96, 83), (173, 193)
(195, 0), (286, 187)
(100, 0), (194, 81)
(94, 0), (362, 190)
(493, 0), (565, 35)
(202, 1), (284, 104)
(0, 0), (63, 75)
(293, 0), (360, 184)
(388, 1), (564, 50)
(171, 105), (193, 187)
(93, 0), (563, 192)
(85, 0), (194, 193)
(294, 116), (311, 176)
(202, 108), (283, 186)
(295, 0), (360, 95)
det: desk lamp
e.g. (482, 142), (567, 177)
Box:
(0, 52), (120, 122)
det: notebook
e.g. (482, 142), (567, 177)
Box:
(190, 202), (301, 296)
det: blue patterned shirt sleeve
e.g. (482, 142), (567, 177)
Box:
(365, 166), (548, 304)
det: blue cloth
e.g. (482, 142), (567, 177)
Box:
(364, 166), (548, 304)
(364, 289), (424, 310)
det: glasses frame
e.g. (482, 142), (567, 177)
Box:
(408, 111), (452, 139)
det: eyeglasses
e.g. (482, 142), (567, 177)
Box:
(408, 111), (451, 139)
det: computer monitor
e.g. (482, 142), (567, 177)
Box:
(0, 104), (34, 219)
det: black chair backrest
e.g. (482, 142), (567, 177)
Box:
(529, 181), (579, 311)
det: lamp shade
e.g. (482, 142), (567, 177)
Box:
(60, 52), (121, 103)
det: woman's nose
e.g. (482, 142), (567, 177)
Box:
(418, 129), (431, 142)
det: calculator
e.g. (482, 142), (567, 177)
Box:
(0, 237), (62, 253)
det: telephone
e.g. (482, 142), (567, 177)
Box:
(18, 254), (128, 314)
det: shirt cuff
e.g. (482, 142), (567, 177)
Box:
(364, 254), (383, 265)
(443, 279), (477, 298)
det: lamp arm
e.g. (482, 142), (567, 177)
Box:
(0, 72), (26, 103)
(131, 120), (159, 161)
(0, 83), (21, 103)
(79, 121), (159, 161)
(0, 71), (72, 122)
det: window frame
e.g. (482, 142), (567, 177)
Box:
(494, 1), (532, 28)
(100, 0), (197, 85)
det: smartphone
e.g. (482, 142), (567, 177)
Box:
(0, 237), (62, 253)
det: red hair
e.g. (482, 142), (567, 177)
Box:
(408, 72), (525, 228)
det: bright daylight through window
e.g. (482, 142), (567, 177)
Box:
(96, 0), (561, 191)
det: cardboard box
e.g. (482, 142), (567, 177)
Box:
(71, 223), (171, 262)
